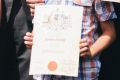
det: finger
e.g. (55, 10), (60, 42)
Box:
(80, 52), (89, 57)
(80, 47), (89, 53)
(80, 51), (91, 57)
(24, 41), (33, 46)
(28, 3), (35, 9)
(24, 41), (33, 48)
(80, 42), (88, 49)
(24, 36), (33, 41)
(26, 0), (45, 4)
(80, 52), (86, 57)
(80, 38), (87, 43)
(26, 32), (33, 37)
(37, 3), (45, 5)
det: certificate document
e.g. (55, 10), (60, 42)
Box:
(29, 5), (83, 77)
(102, 0), (120, 3)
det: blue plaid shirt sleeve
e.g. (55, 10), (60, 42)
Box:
(95, 1), (117, 22)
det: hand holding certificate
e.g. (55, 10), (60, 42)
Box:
(29, 4), (83, 77)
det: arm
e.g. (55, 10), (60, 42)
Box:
(80, 21), (116, 58)
(90, 21), (116, 57)
(88, 1), (116, 57)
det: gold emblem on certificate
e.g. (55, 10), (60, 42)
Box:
(29, 5), (83, 77)
(41, 6), (72, 31)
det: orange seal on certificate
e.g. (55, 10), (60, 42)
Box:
(48, 61), (57, 71)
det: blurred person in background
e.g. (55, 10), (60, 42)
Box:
(1, 0), (33, 80)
